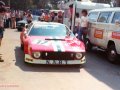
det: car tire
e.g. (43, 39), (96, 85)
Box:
(21, 44), (24, 50)
(85, 39), (93, 51)
(107, 44), (118, 63)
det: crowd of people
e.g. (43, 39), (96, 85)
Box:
(38, 10), (64, 23)
(4, 10), (34, 28)
(4, 9), (64, 28)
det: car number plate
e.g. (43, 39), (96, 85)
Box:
(46, 60), (68, 65)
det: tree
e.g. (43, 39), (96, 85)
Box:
(1, 0), (66, 10)
(116, 0), (120, 7)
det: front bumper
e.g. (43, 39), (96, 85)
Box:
(25, 54), (86, 65)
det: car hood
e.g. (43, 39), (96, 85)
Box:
(28, 36), (85, 52)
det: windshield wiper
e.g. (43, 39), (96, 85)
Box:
(45, 38), (65, 41)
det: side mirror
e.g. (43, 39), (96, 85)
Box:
(115, 20), (120, 26)
(67, 31), (71, 36)
(25, 25), (28, 28)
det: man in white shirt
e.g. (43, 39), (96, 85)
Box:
(78, 9), (88, 43)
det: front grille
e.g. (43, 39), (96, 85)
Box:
(40, 52), (75, 60)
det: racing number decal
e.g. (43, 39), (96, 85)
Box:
(32, 39), (65, 52)
(94, 30), (103, 39)
(32, 39), (51, 46)
(112, 32), (120, 39)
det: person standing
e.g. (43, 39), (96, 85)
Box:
(16, 10), (21, 23)
(50, 12), (55, 22)
(5, 10), (11, 28)
(54, 13), (58, 22)
(0, 1), (6, 62)
(78, 9), (88, 43)
(39, 11), (45, 21)
(57, 11), (63, 23)
(44, 13), (50, 22)
(74, 13), (81, 35)
(27, 13), (33, 24)
(11, 10), (16, 29)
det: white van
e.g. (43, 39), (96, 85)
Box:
(63, 1), (110, 31)
(86, 8), (120, 63)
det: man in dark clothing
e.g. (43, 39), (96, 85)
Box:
(0, 1), (6, 62)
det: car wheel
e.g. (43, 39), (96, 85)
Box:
(21, 44), (24, 50)
(107, 45), (118, 63)
(85, 39), (92, 51)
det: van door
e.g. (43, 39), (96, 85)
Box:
(109, 12), (120, 54)
(88, 12), (99, 44)
(93, 12), (112, 48)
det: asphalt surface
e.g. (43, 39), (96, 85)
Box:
(0, 29), (120, 90)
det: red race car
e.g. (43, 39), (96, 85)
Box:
(20, 22), (86, 65)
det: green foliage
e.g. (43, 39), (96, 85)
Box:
(2, 0), (61, 10)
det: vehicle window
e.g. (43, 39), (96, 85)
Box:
(97, 12), (112, 23)
(112, 12), (120, 23)
(88, 12), (98, 22)
(29, 24), (73, 37)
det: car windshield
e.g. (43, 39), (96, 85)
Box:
(29, 24), (72, 37)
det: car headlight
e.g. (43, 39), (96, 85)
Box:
(33, 52), (41, 59)
(75, 53), (83, 59)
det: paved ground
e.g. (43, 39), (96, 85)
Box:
(0, 29), (120, 90)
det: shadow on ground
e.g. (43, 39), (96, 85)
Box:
(85, 49), (120, 90)
(14, 46), (81, 73)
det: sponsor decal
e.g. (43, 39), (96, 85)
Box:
(112, 32), (120, 39)
(94, 29), (103, 39)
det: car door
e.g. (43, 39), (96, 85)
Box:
(109, 12), (120, 54)
(88, 12), (99, 44)
(93, 12), (112, 48)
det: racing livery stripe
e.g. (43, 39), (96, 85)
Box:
(52, 40), (61, 52)
(56, 41), (62, 52)
(52, 40), (58, 52)
(58, 41), (65, 52)
(54, 37), (65, 52)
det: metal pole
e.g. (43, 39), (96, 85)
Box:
(71, 0), (77, 32)
(8, 0), (10, 8)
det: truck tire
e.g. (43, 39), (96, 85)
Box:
(85, 39), (93, 51)
(107, 44), (118, 63)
